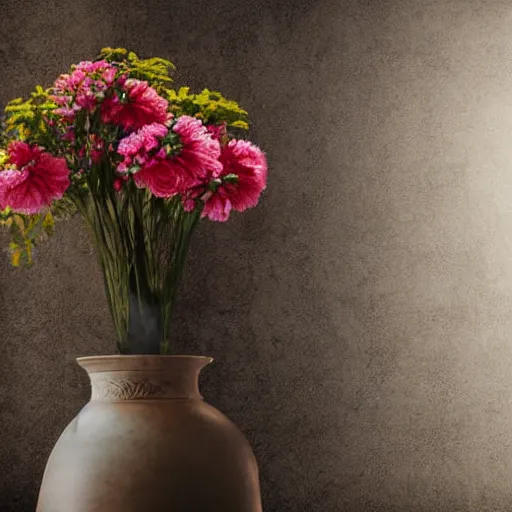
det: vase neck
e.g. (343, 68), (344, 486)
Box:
(77, 355), (213, 402)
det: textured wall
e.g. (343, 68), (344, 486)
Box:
(2, 0), (512, 510)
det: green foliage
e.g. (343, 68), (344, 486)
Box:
(50, 195), (79, 221)
(4, 85), (57, 146)
(0, 207), (55, 266)
(165, 87), (250, 130)
(0, 81), (77, 267)
(97, 47), (176, 92)
(0, 196), (78, 267)
(96, 47), (128, 61)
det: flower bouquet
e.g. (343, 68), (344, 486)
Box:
(0, 47), (267, 355)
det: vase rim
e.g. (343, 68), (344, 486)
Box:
(76, 354), (214, 375)
(77, 355), (214, 362)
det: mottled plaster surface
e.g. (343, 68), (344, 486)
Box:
(2, 0), (512, 510)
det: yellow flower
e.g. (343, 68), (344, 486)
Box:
(9, 243), (21, 267)
(11, 251), (21, 267)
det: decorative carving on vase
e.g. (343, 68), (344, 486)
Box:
(93, 378), (164, 401)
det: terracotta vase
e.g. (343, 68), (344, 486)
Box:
(36, 355), (263, 512)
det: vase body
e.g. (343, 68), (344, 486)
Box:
(36, 355), (262, 512)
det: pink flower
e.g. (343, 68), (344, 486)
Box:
(117, 162), (128, 174)
(68, 70), (86, 90)
(126, 116), (222, 198)
(74, 60), (111, 74)
(53, 95), (73, 106)
(113, 174), (129, 192)
(206, 122), (227, 142)
(76, 91), (97, 110)
(113, 179), (123, 192)
(61, 127), (76, 141)
(181, 186), (203, 212)
(133, 158), (181, 197)
(102, 67), (117, 85)
(54, 74), (71, 93)
(117, 74), (128, 87)
(100, 79), (169, 132)
(118, 123), (168, 157)
(0, 142), (70, 214)
(201, 189), (233, 221)
(165, 111), (175, 126)
(116, 123), (168, 171)
(201, 139), (267, 221)
(168, 115), (222, 190)
(93, 80), (108, 93)
(51, 61), (119, 121)
(219, 139), (267, 210)
(91, 137), (105, 164)
(183, 197), (197, 212)
(155, 147), (166, 159)
(8, 141), (43, 167)
(54, 103), (82, 119)
(82, 76), (94, 88)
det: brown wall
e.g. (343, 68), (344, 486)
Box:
(2, 0), (512, 510)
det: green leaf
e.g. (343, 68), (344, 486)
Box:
(10, 245), (22, 267)
(97, 47), (128, 62)
(25, 216), (43, 240)
(0, 149), (7, 166)
(13, 215), (25, 233)
(42, 211), (55, 235)
(231, 120), (249, 130)
(24, 239), (34, 264)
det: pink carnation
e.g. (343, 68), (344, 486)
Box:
(100, 79), (169, 132)
(206, 122), (227, 142)
(201, 139), (267, 222)
(201, 188), (233, 221)
(0, 142), (70, 214)
(8, 141), (44, 167)
(133, 158), (182, 197)
(117, 122), (168, 168)
(116, 123), (168, 173)
(168, 115), (222, 189)
(132, 116), (222, 198)
(219, 139), (267, 210)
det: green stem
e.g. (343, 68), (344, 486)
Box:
(74, 195), (126, 351)
(71, 167), (202, 355)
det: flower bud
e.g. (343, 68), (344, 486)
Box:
(113, 178), (123, 192)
